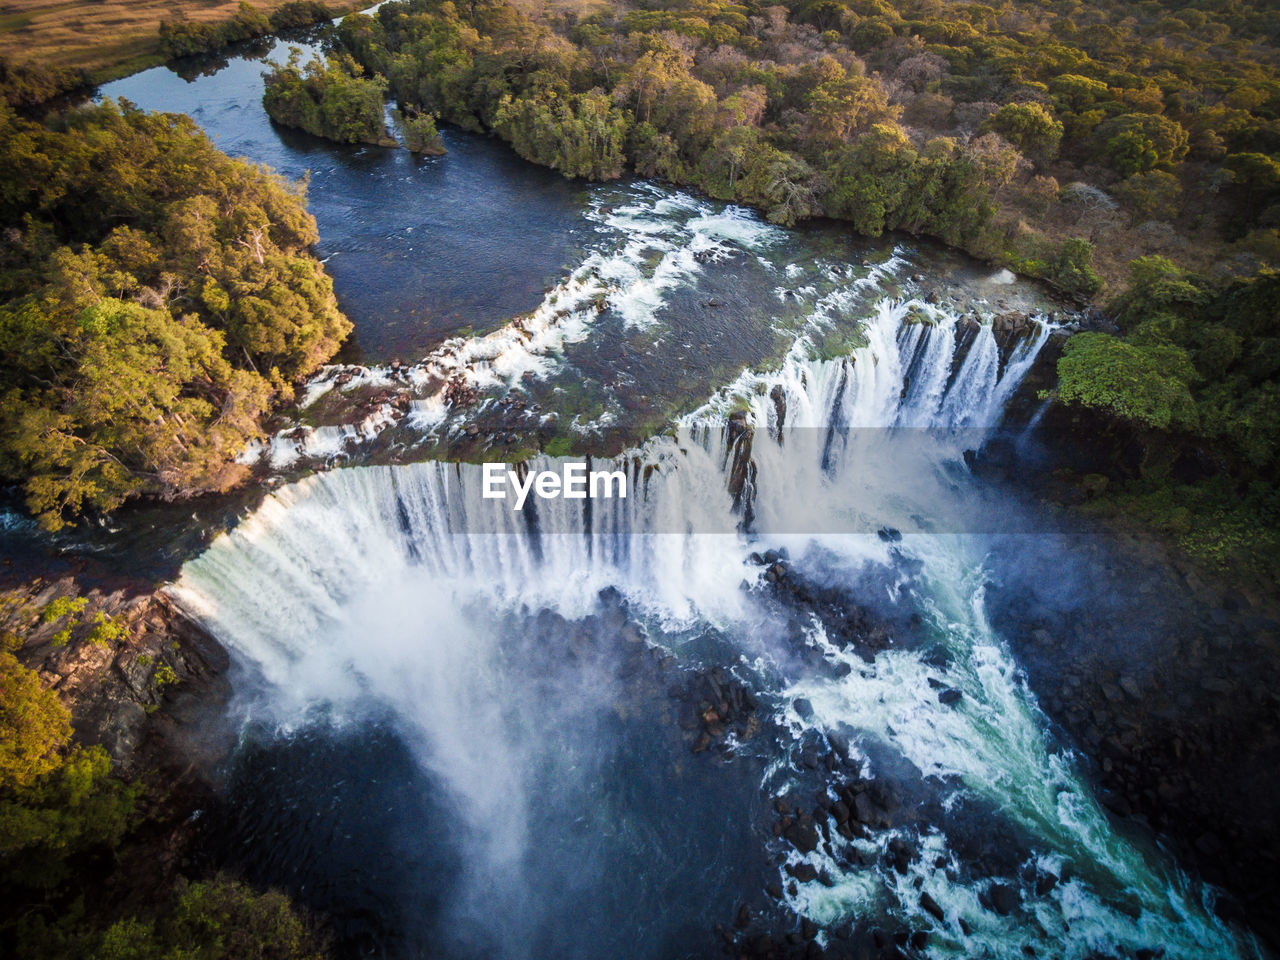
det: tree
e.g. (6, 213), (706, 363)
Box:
(1057, 333), (1197, 431)
(1113, 170), (1182, 219)
(0, 648), (137, 893)
(494, 88), (628, 180)
(0, 101), (350, 528)
(823, 123), (918, 235)
(804, 75), (897, 146)
(1098, 113), (1189, 176)
(979, 102), (1063, 163)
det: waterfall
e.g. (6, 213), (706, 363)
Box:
(170, 306), (1258, 960)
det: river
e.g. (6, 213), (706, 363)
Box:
(87, 19), (1270, 960)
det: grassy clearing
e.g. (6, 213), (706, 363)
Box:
(0, 0), (367, 82)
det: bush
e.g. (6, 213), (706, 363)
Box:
(1047, 237), (1103, 297)
(269, 1), (333, 32)
(158, 3), (272, 60)
(397, 110), (446, 154)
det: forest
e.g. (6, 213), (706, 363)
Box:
(0, 100), (351, 531)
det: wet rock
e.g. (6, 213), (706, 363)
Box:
(787, 862), (818, 883)
(1034, 872), (1058, 897)
(937, 688), (963, 706)
(987, 882), (1020, 916)
(784, 820), (821, 854)
(827, 730), (851, 759)
(876, 527), (903, 543)
(919, 891), (945, 923)
(794, 698), (815, 720)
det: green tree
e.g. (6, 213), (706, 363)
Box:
(0, 649), (138, 893)
(1098, 113), (1189, 176)
(1057, 332), (1198, 431)
(0, 101), (350, 528)
(979, 102), (1063, 163)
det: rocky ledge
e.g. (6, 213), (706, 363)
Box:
(0, 566), (231, 781)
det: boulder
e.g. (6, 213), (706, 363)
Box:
(784, 820), (821, 854)
(987, 882), (1020, 916)
(919, 891), (946, 923)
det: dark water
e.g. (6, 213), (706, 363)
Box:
(101, 37), (590, 361)
(202, 612), (776, 960)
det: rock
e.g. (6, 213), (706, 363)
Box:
(736, 904), (751, 928)
(1119, 675), (1142, 700)
(788, 862), (818, 883)
(766, 881), (784, 900)
(987, 882), (1020, 916)
(853, 792), (876, 824)
(937, 688), (963, 706)
(794, 697), (815, 720)
(919, 891), (945, 923)
(784, 820), (820, 853)
(877, 527), (903, 542)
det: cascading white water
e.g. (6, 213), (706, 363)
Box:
(171, 288), (1258, 959)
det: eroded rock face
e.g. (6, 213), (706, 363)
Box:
(1, 574), (231, 778)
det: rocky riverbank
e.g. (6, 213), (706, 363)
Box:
(985, 525), (1280, 951)
(0, 549), (236, 908)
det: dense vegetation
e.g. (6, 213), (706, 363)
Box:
(328, 0), (1280, 298)
(159, 2), (336, 60)
(1056, 261), (1280, 579)
(263, 50), (393, 144)
(0, 57), (88, 115)
(0, 625), (325, 960)
(0, 100), (351, 530)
